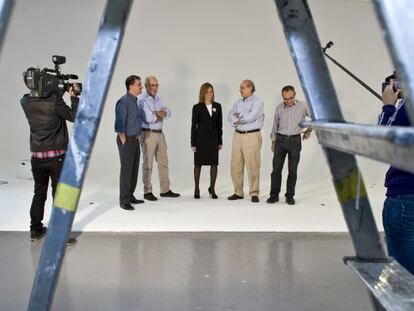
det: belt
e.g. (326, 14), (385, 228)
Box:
(277, 133), (301, 138)
(126, 135), (140, 139)
(236, 129), (260, 134)
(142, 128), (162, 133)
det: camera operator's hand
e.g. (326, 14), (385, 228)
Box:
(382, 80), (400, 106)
(68, 83), (80, 97)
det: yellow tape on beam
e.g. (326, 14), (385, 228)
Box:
(54, 182), (81, 212)
(334, 168), (367, 204)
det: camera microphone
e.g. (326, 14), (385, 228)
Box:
(322, 41), (382, 101)
(323, 41), (334, 53)
(67, 74), (78, 79)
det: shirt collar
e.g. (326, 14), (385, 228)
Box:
(126, 92), (137, 100)
(283, 100), (297, 108)
(242, 94), (255, 102)
(144, 91), (159, 101)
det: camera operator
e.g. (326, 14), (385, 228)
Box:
(21, 68), (80, 243)
(378, 73), (414, 274)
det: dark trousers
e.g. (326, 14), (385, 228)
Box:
(30, 155), (64, 232)
(270, 135), (301, 197)
(117, 135), (140, 204)
(383, 195), (414, 274)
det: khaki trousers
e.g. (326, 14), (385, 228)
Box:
(140, 132), (170, 194)
(231, 131), (262, 197)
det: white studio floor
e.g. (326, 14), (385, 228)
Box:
(0, 174), (386, 232)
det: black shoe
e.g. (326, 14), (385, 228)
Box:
(30, 227), (47, 241)
(252, 196), (259, 203)
(131, 197), (144, 204)
(160, 190), (180, 198)
(194, 189), (200, 199)
(286, 196), (295, 205)
(120, 203), (135, 210)
(228, 194), (243, 201)
(144, 193), (158, 201)
(67, 237), (77, 246)
(208, 187), (218, 199)
(267, 196), (279, 204)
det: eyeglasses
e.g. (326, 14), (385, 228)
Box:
(283, 96), (295, 101)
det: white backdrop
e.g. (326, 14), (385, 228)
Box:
(0, 0), (393, 208)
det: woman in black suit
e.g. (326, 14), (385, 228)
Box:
(191, 83), (223, 199)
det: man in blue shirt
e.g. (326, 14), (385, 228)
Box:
(115, 75), (145, 210)
(138, 76), (180, 201)
(378, 73), (414, 274)
(227, 80), (265, 203)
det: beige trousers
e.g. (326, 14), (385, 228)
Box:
(140, 132), (170, 194)
(231, 131), (262, 197)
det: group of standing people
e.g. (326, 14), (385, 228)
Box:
(21, 67), (414, 277)
(115, 76), (312, 210)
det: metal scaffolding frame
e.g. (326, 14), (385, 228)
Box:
(0, 0), (413, 310)
(274, 0), (414, 310)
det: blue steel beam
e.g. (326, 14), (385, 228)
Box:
(27, 0), (133, 310)
(0, 0), (14, 54)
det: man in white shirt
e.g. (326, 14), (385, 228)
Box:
(138, 76), (180, 201)
(227, 80), (265, 203)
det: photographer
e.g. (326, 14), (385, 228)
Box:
(21, 67), (80, 243)
(378, 73), (414, 274)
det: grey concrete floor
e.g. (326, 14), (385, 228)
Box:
(0, 232), (372, 311)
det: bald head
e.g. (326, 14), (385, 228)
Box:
(239, 79), (255, 98)
(145, 76), (159, 97)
